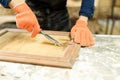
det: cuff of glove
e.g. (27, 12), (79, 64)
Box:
(76, 20), (87, 27)
(13, 3), (31, 13)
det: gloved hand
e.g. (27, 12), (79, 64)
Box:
(70, 19), (94, 46)
(13, 3), (40, 37)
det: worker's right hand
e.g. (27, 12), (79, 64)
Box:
(13, 3), (40, 37)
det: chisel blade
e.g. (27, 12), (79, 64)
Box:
(41, 31), (62, 46)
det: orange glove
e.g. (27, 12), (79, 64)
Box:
(13, 3), (40, 37)
(70, 20), (94, 46)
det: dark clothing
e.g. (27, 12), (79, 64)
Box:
(0, 0), (94, 31)
(0, 0), (94, 19)
(26, 0), (67, 11)
(80, 0), (94, 19)
(0, 0), (11, 8)
(26, 0), (70, 31)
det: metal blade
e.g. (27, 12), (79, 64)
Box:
(41, 31), (62, 46)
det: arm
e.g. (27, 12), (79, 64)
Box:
(0, 0), (11, 8)
(79, 0), (94, 19)
(78, 0), (94, 23)
(71, 0), (94, 46)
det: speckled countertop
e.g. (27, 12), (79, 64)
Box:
(0, 35), (120, 80)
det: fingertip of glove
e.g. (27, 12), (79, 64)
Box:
(31, 34), (36, 38)
(31, 29), (40, 38)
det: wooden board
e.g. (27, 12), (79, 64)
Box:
(0, 28), (81, 68)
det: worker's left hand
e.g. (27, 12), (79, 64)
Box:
(70, 19), (94, 46)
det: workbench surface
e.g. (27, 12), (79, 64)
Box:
(0, 35), (120, 80)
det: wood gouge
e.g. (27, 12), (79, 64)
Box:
(40, 31), (62, 46)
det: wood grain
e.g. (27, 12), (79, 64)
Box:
(0, 28), (81, 68)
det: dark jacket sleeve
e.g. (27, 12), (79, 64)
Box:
(0, 0), (11, 8)
(79, 0), (94, 19)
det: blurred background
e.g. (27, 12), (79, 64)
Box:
(0, 0), (120, 35)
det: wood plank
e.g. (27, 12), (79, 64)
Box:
(0, 28), (81, 68)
